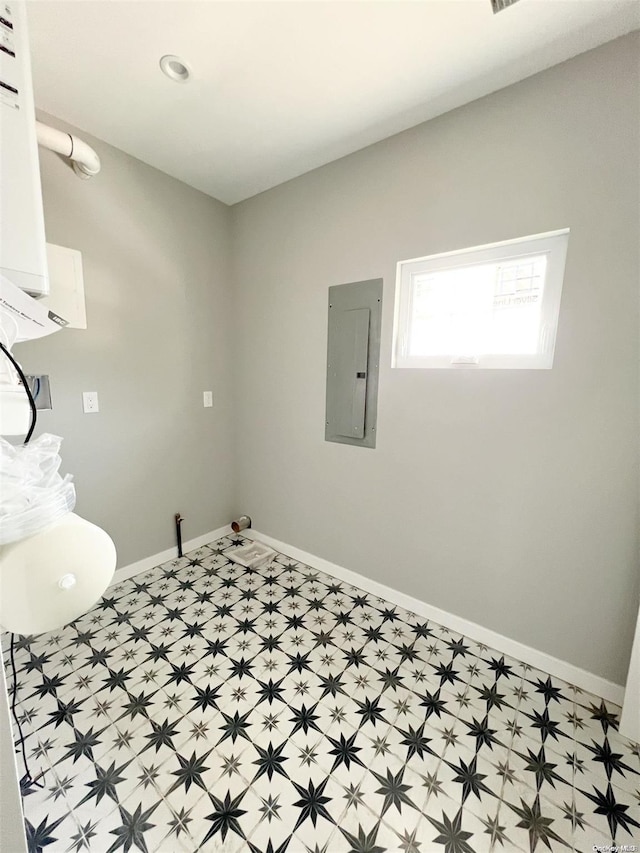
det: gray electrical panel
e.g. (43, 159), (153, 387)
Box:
(325, 278), (382, 448)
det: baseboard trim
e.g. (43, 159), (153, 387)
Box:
(112, 525), (233, 585)
(110, 524), (624, 705)
(245, 529), (625, 706)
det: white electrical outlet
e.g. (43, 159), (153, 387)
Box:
(82, 391), (99, 413)
(203, 391), (213, 408)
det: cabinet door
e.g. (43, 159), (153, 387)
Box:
(325, 278), (382, 449)
(620, 607), (640, 742)
(329, 307), (370, 439)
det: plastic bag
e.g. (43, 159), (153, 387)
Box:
(0, 433), (76, 545)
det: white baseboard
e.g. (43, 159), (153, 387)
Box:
(245, 529), (625, 706)
(109, 524), (624, 706)
(112, 525), (233, 585)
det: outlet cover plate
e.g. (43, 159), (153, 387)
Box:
(82, 391), (99, 413)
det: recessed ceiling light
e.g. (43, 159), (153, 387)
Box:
(159, 55), (192, 83)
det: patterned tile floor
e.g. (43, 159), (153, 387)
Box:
(4, 534), (640, 853)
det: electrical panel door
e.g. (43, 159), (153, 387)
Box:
(325, 278), (382, 449)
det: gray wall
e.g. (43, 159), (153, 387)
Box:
(13, 36), (638, 685)
(16, 114), (235, 567)
(231, 33), (640, 686)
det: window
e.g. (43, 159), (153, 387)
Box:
(392, 230), (569, 369)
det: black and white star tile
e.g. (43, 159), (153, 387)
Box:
(4, 534), (640, 853)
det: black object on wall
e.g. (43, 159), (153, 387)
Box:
(175, 513), (184, 558)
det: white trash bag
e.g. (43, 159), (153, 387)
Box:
(0, 433), (76, 545)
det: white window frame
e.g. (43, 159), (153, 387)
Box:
(392, 229), (569, 370)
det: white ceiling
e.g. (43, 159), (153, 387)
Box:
(27, 0), (639, 205)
